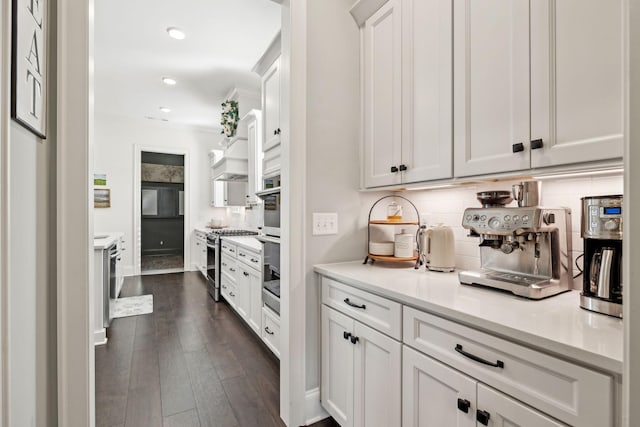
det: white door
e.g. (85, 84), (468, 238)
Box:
(352, 321), (401, 427)
(362, 0), (402, 188)
(236, 265), (250, 319)
(402, 346), (476, 427)
(530, 0), (624, 168)
(477, 384), (567, 427)
(247, 267), (262, 333)
(321, 305), (355, 427)
(453, 0), (531, 177)
(262, 58), (281, 151)
(401, 0), (453, 183)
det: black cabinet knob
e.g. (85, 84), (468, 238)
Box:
(512, 143), (525, 153)
(476, 410), (491, 426)
(390, 166), (399, 173)
(273, 130), (277, 135)
(350, 335), (359, 345)
(343, 331), (351, 340)
(457, 398), (471, 414)
(399, 164), (407, 171)
(243, 271), (249, 277)
(276, 128), (281, 135)
(531, 138), (544, 149)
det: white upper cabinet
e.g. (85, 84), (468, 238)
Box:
(362, 0), (453, 188)
(453, 0), (531, 177)
(454, 0), (624, 178)
(263, 58), (281, 151)
(363, 0), (403, 188)
(530, 0), (624, 168)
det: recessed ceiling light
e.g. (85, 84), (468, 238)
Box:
(166, 27), (186, 40)
(162, 77), (177, 86)
(159, 106), (171, 113)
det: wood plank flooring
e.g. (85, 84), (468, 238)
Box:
(95, 272), (285, 427)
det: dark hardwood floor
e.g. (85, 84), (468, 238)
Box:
(95, 272), (285, 427)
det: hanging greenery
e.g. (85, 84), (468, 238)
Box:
(220, 100), (239, 138)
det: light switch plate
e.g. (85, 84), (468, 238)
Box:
(313, 213), (338, 235)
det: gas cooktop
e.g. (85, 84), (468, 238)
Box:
(209, 229), (259, 236)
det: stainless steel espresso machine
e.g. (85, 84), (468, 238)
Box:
(580, 195), (623, 317)
(459, 189), (573, 299)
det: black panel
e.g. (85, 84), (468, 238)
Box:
(141, 218), (185, 256)
(141, 151), (184, 166)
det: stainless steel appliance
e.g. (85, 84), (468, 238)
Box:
(256, 175), (281, 237)
(580, 195), (623, 317)
(512, 180), (541, 207)
(103, 243), (119, 327)
(206, 229), (259, 301)
(257, 235), (280, 315)
(459, 193), (573, 299)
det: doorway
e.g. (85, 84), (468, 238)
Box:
(140, 151), (185, 273)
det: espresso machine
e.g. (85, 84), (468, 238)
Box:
(459, 188), (573, 299)
(580, 195), (623, 317)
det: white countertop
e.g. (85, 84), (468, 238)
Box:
(194, 226), (212, 235)
(221, 236), (262, 253)
(93, 232), (123, 249)
(314, 261), (623, 374)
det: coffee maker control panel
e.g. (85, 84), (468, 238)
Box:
(462, 207), (540, 234)
(582, 195), (623, 239)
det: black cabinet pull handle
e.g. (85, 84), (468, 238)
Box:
(512, 142), (524, 153)
(243, 271), (249, 277)
(230, 268), (236, 273)
(350, 335), (359, 344)
(273, 130), (277, 135)
(476, 409), (491, 426)
(239, 253), (246, 257)
(455, 344), (504, 368)
(229, 292), (235, 297)
(399, 164), (407, 171)
(251, 258), (259, 263)
(276, 128), (281, 135)
(457, 398), (471, 414)
(265, 326), (275, 335)
(531, 138), (544, 149)
(343, 331), (351, 340)
(390, 166), (399, 173)
(344, 298), (366, 309)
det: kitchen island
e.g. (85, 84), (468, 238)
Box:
(315, 260), (623, 427)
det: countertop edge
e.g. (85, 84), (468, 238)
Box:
(220, 236), (262, 253)
(313, 263), (623, 375)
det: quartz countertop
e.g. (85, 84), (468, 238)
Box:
(221, 236), (262, 253)
(94, 232), (123, 249)
(314, 261), (623, 374)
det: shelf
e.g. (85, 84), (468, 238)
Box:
(367, 254), (419, 262)
(369, 220), (419, 225)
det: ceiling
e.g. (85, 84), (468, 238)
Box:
(94, 0), (281, 133)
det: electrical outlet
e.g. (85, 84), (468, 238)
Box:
(313, 213), (338, 235)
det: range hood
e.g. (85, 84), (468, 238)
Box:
(212, 157), (248, 182)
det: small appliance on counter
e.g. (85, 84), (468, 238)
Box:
(420, 224), (456, 272)
(580, 195), (623, 318)
(459, 189), (573, 299)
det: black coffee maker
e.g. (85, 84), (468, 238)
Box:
(580, 195), (623, 318)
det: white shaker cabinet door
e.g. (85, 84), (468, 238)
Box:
(402, 346), (476, 427)
(362, 0), (403, 188)
(401, 0), (453, 183)
(453, 0), (531, 177)
(247, 267), (262, 334)
(352, 321), (401, 427)
(262, 58), (281, 151)
(530, 0), (624, 168)
(235, 264), (250, 320)
(477, 384), (566, 427)
(321, 305), (355, 427)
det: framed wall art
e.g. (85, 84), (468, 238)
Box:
(11, 0), (47, 138)
(94, 189), (111, 208)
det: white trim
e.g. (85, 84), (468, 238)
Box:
(140, 268), (183, 276)
(304, 387), (329, 425)
(132, 145), (191, 276)
(93, 330), (107, 346)
(0, 0), (9, 423)
(57, 0), (94, 425)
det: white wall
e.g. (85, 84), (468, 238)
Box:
(93, 113), (222, 274)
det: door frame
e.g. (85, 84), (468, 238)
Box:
(133, 145), (191, 276)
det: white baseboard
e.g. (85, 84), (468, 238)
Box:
(305, 387), (329, 426)
(94, 329), (107, 346)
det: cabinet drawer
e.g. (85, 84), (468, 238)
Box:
(237, 246), (261, 271)
(220, 254), (237, 280)
(262, 306), (280, 358)
(403, 306), (613, 427)
(322, 277), (401, 340)
(221, 278), (237, 309)
(221, 241), (237, 257)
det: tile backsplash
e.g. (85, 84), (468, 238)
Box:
(408, 174), (623, 289)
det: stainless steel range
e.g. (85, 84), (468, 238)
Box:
(206, 229), (259, 301)
(459, 195), (573, 299)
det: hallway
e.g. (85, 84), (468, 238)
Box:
(95, 272), (284, 427)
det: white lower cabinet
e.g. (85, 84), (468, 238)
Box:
(262, 306), (280, 358)
(403, 346), (564, 427)
(321, 305), (401, 427)
(237, 263), (262, 333)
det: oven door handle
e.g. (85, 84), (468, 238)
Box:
(206, 243), (216, 249)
